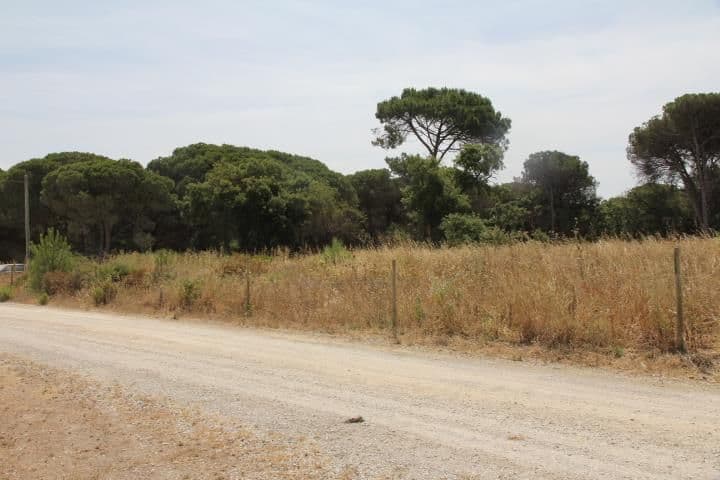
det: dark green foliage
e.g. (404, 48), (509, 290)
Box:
(0, 152), (108, 257)
(601, 183), (694, 236)
(148, 143), (357, 202)
(4, 89), (718, 256)
(92, 281), (116, 305)
(387, 154), (470, 241)
(179, 279), (201, 309)
(182, 146), (363, 250)
(521, 151), (599, 236)
(28, 229), (74, 292)
(322, 238), (351, 265)
(97, 262), (131, 283)
(628, 93), (720, 231)
(453, 144), (505, 186)
(373, 87), (511, 161)
(37, 292), (49, 305)
(41, 158), (174, 254)
(348, 169), (403, 241)
(440, 214), (490, 245)
(0, 286), (11, 302)
(440, 213), (521, 246)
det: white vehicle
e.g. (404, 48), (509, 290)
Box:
(0, 263), (25, 273)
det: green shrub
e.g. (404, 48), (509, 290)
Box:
(322, 238), (351, 265)
(28, 229), (75, 291)
(37, 293), (49, 305)
(179, 279), (201, 309)
(92, 281), (116, 306)
(440, 214), (489, 246)
(152, 250), (174, 283)
(530, 229), (551, 242)
(440, 213), (523, 246)
(0, 286), (12, 302)
(97, 262), (131, 282)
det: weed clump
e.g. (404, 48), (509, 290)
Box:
(97, 262), (131, 283)
(179, 279), (201, 309)
(152, 250), (174, 283)
(0, 286), (12, 302)
(28, 229), (74, 292)
(41, 271), (84, 295)
(322, 238), (351, 265)
(92, 281), (116, 306)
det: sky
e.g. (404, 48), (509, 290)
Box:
(1, 1), (719, 198)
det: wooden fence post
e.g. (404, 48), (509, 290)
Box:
(674, 246), (686, 353)
(245, 272), (251, 316)
(10, 261), (15, 286)
(391, 259), (398, 340)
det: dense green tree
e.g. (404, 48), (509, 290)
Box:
(628, 93), (720, 231)
(146, 143), (222, 195)
(373, 88), (511, 162)
(484, 183), (537, 232)
(184, 152), (363, 250)
(149, 143), (358, 204)
(0, 153), (109, 255)
(521, 151), (599, 235)
(0, 169), (18, 259)
(452, 143), (506, 213)
(347, 169), (403, 241)
(186, 159), (299, 250)
(453, 144), (504, 185)
(41, 159), (174, 254)
(297, 181), (364, 247)
(440, 213), (489, 245)
(387, 154), (469, 240)
(601, 183), (693, 236)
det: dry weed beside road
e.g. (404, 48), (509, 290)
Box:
(0, 354), (333, 480)
(3, 237), (719, 372)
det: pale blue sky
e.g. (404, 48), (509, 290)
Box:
(2, 1), (719, 196)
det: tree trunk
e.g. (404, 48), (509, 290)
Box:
(103, 221), (112, 255)
(549, 186), (556, 233)
(699, 176), (710, 232)
(691, 127), (711, 232)
(98, 224), (104, 257)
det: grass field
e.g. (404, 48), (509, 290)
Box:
(3, 237), (719, 371)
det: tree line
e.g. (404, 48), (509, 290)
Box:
(1, 88), (718, 257)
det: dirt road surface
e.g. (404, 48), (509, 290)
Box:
(1, 303), (718, 479)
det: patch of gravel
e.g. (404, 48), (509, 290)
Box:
(0, 354), (336, 479)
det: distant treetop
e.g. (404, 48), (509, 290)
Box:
(372, 87), (511, 162)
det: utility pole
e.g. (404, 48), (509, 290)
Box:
(24, 172), (30, 266)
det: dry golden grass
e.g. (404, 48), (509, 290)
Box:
(7, 237), (720, 370)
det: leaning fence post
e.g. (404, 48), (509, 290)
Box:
(245, 272), (251, 316)
(391, 259), (398, 340)
(674, 246), (686, 353)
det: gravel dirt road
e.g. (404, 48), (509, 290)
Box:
(1, 303), (718, 479)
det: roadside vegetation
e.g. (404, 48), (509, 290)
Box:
(1, 89), (718, 372)
(4, 235), (718, 372)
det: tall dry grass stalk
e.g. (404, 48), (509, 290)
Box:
(26, 238), (720, 354)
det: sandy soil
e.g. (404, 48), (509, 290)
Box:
(0, 354), (335, 480)
(1, 303), (719, 479)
